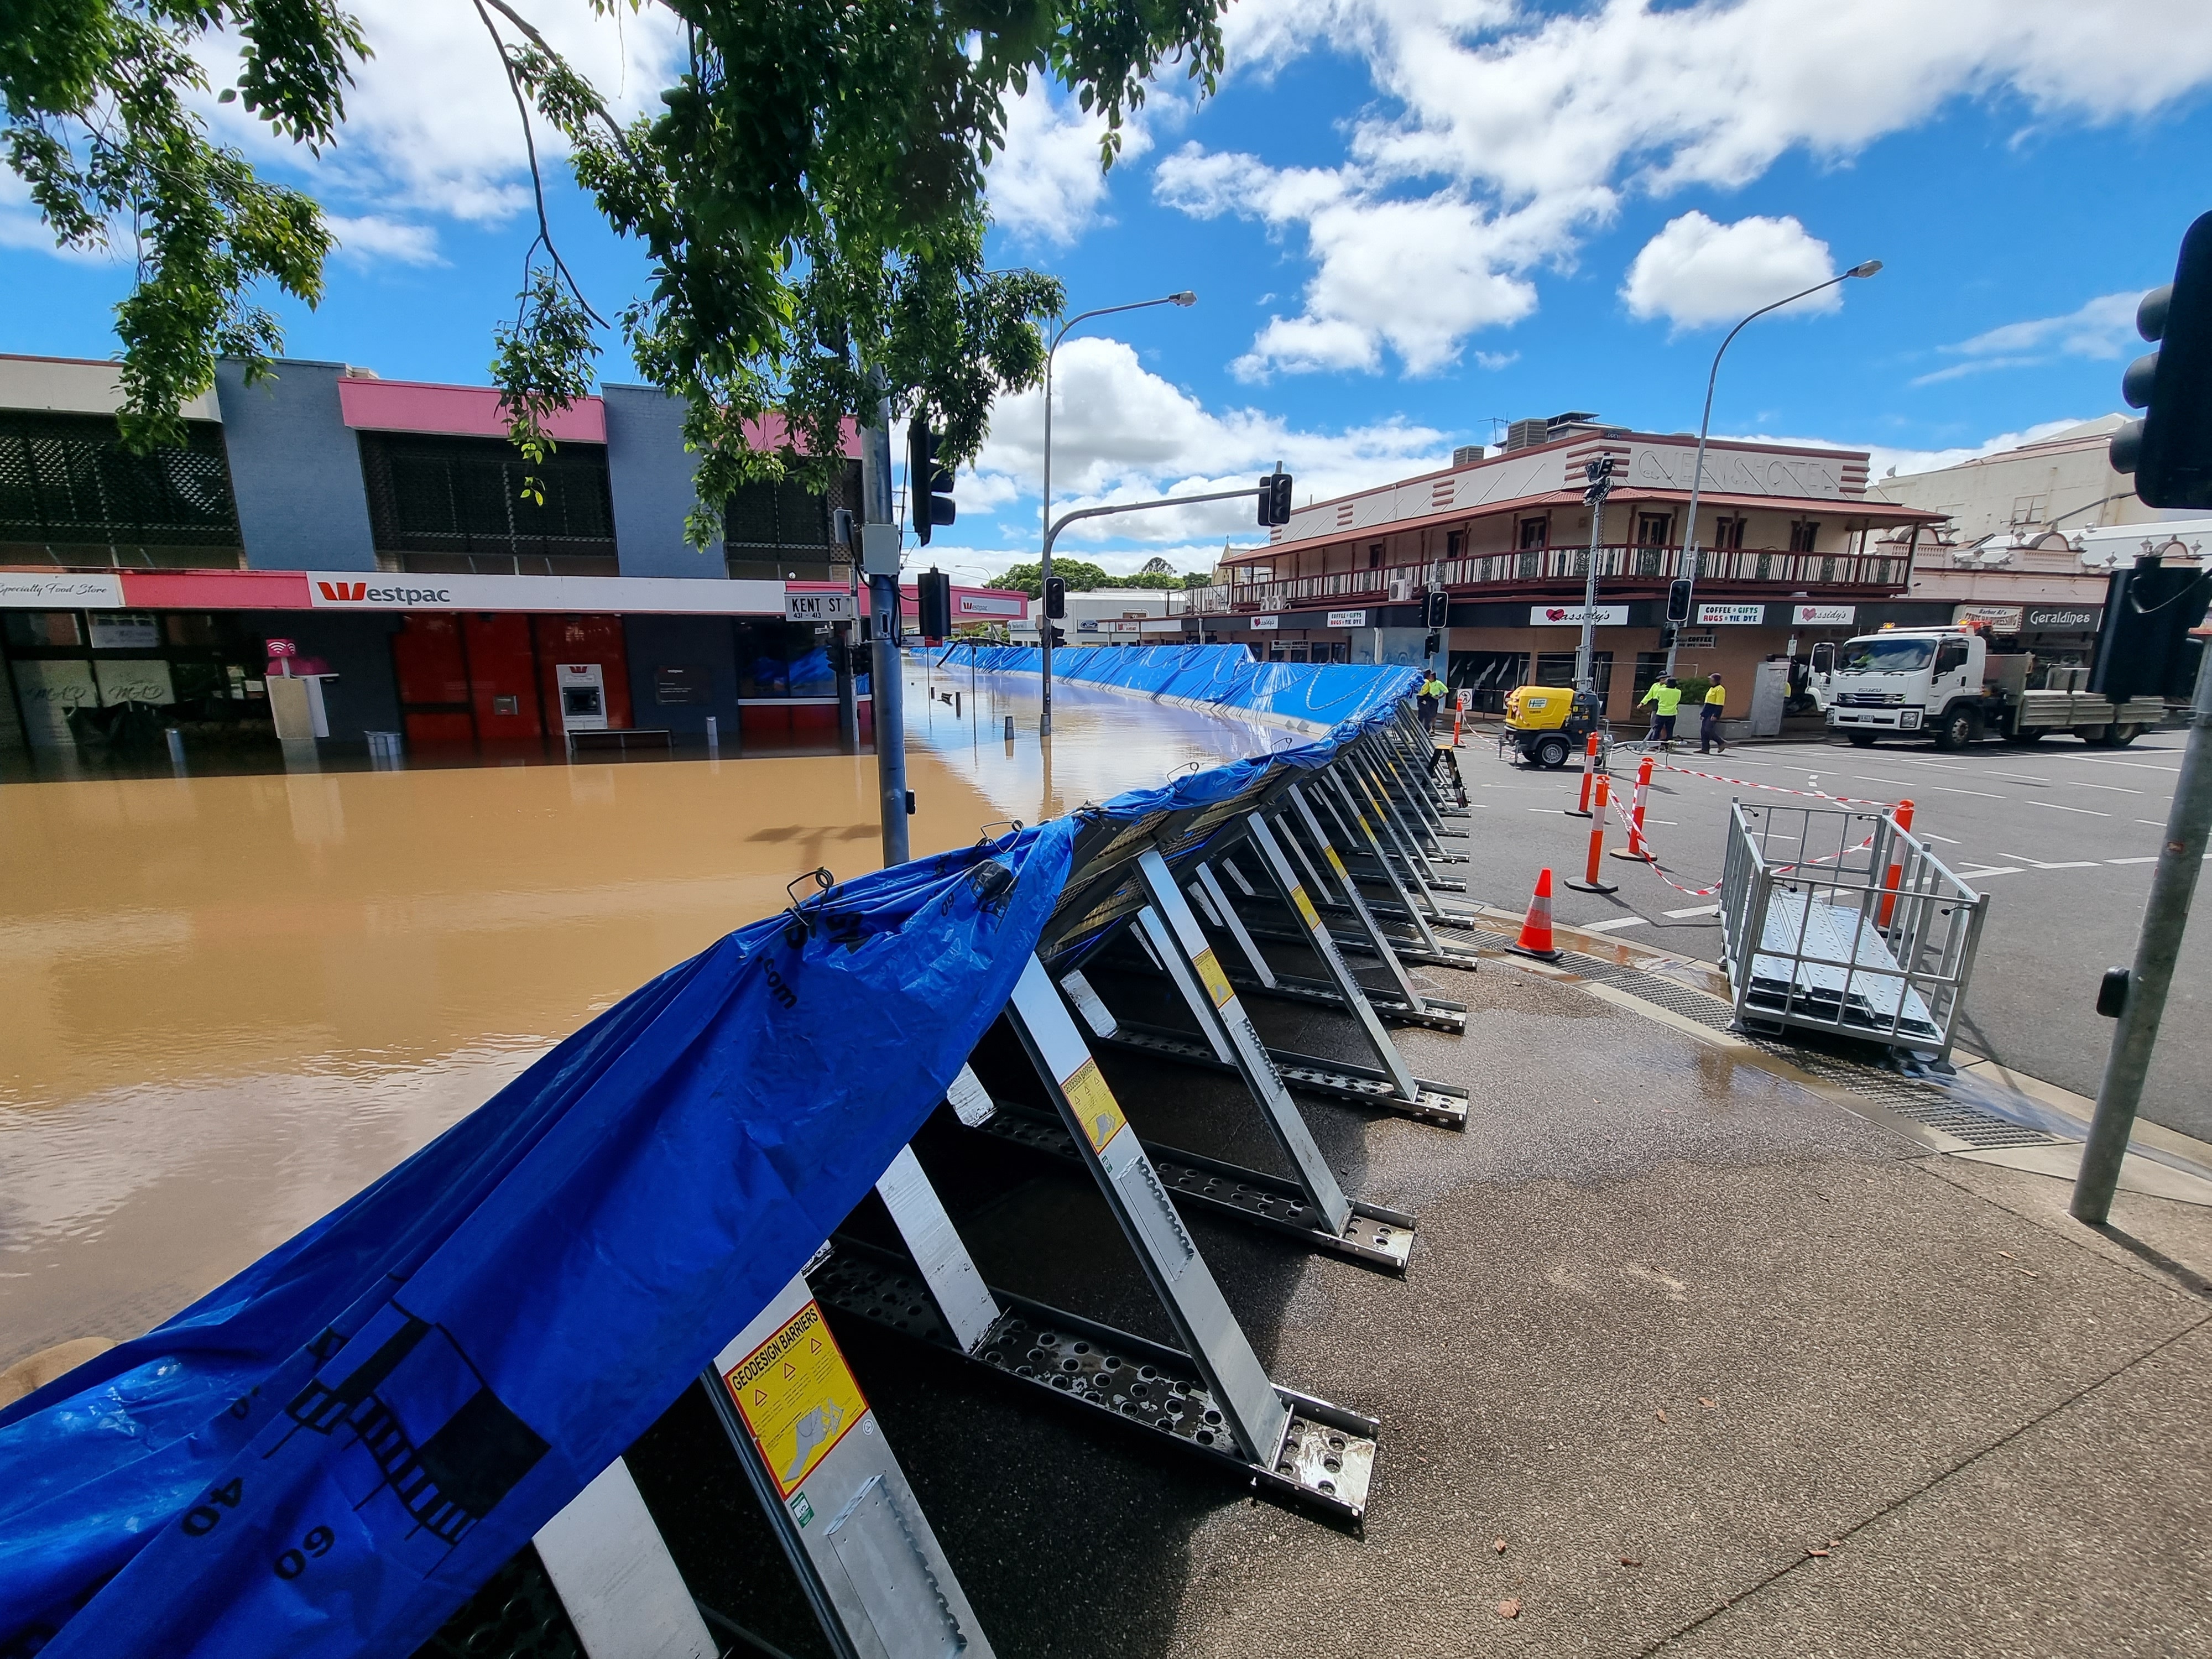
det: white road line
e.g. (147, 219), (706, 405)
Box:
(2022, 799), (2107, 816)
(1579, 916), (1651, 933)
(1931, 786), (2008, 798)
(1919, 831), (1963, 844)
(2137, 818), (2168, 826)
(1998, 853), (2101, 869)
(2107, 857), (2160, 865)
(1955, 866), (2025, 878)
(2067, 780), (2141, 793)
(1663, 904), (1721, 918)
(2068, 757), (2182, 773)
(1854, 775), (1917, 786)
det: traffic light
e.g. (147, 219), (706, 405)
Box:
(1421, 589), (1448, 629)
(916, 568), (952, 640)
(1257, 468), (1294, 527)
(1047, 624), (1067, 649)
(2088, 556), (2210, 703)
(1582, 454), (1615, 504)
(2112, 210), (2212, 507)
(907, 415), (957, 544)
(1042, 575), (1066, 618)
(1666, 578), (1693, 624)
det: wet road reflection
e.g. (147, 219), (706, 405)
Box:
(1, 666), (1290, 1363)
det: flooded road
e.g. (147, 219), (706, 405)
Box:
(0, 664), (1291, 1364)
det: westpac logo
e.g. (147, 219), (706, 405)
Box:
(315, 580), (453, 605)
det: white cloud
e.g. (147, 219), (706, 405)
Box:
(199, 1), (686, 224)
(985, 82), (1151, 247)
(963, 333), (1452, 545)
(1161, 0), (2212, 374)
(1911, 291), (2143, 383)
(325, 214), (442, 268)
(1621, 211), (1838, 330)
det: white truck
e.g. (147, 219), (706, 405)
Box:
(1817, 627), (2164, 750)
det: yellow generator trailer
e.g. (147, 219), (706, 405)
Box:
(1503, 684), (1603, 768)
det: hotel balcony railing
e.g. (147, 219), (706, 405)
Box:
(1190, 543), (1909, 615)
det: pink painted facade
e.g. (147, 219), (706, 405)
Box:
(336, 377), (608, 443)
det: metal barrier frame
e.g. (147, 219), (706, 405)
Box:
(1717, 801), (1989, 1059)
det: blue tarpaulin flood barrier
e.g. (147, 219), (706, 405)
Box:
(945, 642), (1423, 737)
(0, 657), (1418, 1659)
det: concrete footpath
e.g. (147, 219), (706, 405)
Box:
(671, 908), (2212, 1658)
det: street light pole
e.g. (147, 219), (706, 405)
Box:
(1666, 259), (1884, 678)
(1040, 290), (1196, 735)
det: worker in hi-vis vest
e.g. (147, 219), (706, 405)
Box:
(1637, 676), (1683, 746)
(1417, 671), (1447, 731)
(1699, 674), (1730, 755)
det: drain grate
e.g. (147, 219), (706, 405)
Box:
(1861, 1095), (2061, 1150)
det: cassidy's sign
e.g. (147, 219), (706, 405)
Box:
(1530, 604), (1629, 627)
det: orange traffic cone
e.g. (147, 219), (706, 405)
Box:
(1509, 867), (1563, 961)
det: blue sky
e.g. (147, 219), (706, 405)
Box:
(6, 1), (2212, 585)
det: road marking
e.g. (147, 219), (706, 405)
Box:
(2067, 780), (2141, 794)
(1919, 831), (1963, 844)
(1854, 775), (1917, 786)
(1579, 916), (1651, 933)
(1999, 852), (2101, 869)
(1663, 904), (1721, 918)
(2137, 818), (2169, 826)
(2068, 757), (2182, 773)
(2106, 857), (2160, 865)
(1955, 866), (2025, 878)
(2022, 799), (2107, 816)
(1931, 786), (2008, 798)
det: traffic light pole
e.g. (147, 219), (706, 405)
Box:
(1034, 482), (1282, 717)
(860, 410), (909, 867)
(2071, 631), (2212, 1224)
(1573, 476), (1611, 695)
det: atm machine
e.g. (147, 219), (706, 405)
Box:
(557, 662), (609, 733)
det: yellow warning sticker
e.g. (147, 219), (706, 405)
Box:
(1193, 946), (1235, 1009)
(1325, 847), (1349, 880)
(1061, 1057), (1128, 1153)
(1290, 884), (1322, 931)
(724, 1301), (868, 1499)
(1355, 813), (1372, 838)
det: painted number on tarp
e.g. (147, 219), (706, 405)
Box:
(1060, 1057), (1128, 1154)
(724, 1301), (869, 1499)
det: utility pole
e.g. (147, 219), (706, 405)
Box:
(859, 398), (909, 866)
(2072, 637), (2212, 1221)
(2070, 211), (2212, 1223)
(1573, 456), (1614, 697)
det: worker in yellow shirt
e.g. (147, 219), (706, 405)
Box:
(1637, 676), (1683, 746)
(1699, 673), (1730, 754)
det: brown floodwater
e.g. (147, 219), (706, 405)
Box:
(0, 665), (1301, 1364)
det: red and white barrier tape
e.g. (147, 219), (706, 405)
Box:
(1653, 759), (1896, 811)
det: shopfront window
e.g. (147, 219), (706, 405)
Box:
(734, 619), (855, 698)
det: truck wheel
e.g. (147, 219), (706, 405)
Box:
(2103, 723), (2145, 748)
(1932, 707), (1979, 750)
(2074, 725), (2111, 745)
(1846, 732), (1878, 748)
(2008, 727), (2046, 744)
(1534, 733), (1571, 769)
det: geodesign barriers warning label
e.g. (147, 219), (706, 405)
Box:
(724, 1301), (869, 1498)
(1061, 1057), (1128, 1153)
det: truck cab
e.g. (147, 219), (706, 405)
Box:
(1825, 626), (2159, 749)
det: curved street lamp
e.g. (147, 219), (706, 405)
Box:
(1666, 260), (1882, 677)
(1039, 290), (1197, 734)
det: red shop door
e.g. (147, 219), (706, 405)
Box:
(390, 613), (475, 747)
(531, 614), (633, 730)
(462, 612), (544, 740)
